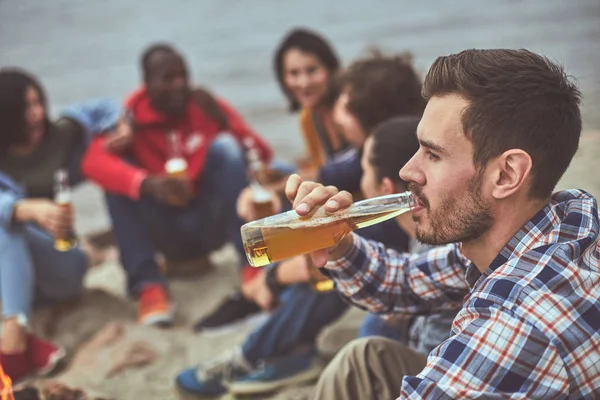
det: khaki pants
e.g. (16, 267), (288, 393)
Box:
(313, 337), (427, 400)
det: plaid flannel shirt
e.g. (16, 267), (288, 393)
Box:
(326, 189), (600, 399)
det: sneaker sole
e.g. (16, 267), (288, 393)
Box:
(198, 312), (269, 337)
(140, 304), (177, 327)
(175, 385), (233, 400)
(36, 345), (67, 376)
(228, 363), (323, 395)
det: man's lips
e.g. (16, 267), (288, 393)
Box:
(412, 198), (426, 215)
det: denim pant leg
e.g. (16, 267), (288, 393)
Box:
(241, 284), (349, 366)
(0, 224), (87, 319)
(197, 134), (249, 269)
(105, 192), (171, 296)
(357, 313), (411, 345)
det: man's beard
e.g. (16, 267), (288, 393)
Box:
(409, 173), (494, 245)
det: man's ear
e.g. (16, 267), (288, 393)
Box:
(490, 149), (533, 199)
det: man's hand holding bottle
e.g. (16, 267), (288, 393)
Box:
(284, 174), (354, 267)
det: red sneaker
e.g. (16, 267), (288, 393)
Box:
(138, 284), (175, 327)
(0, 349), (33, 383)
(27, 334), (66, 376)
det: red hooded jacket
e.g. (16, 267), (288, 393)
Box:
(82, 88), (272, 199)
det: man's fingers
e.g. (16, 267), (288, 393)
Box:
(324, 191), (354, 214)
(284, 174), (303, 204)
(294, 185), (339, 215)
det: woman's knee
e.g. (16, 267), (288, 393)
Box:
(36, 248), (87, 301)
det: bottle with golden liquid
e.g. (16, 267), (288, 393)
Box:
(241, 191), (415, 268)
(246, 147), (276, 220)
(165, 131), (188, 179)
(165, 131), (189, 206)
(53, 169), (77, 251)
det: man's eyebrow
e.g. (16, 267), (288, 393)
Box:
(419, 139), (448, 156)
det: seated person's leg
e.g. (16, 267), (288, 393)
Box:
(24, 224), (87, 303)
(313, 337), (427, 400)
(198, 133), (248, 258)
(358, 313), (411, 344)
(192, 134), (269, 332)
(176, 284), (349, 397)
(105, 193), (175, 326)
(0, 224), (85, 382)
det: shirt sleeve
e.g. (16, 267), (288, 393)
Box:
(215, 98), (273, 163)
(60, 97), (122, 143)
(81, 136), (147, 199)
(400, 301), (568, 399)
(325, 234), (470, 316)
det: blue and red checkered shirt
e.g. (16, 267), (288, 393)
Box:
(325, 189), (600, 399)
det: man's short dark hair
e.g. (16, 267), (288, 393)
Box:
(140, 42), (180, 81)
(423, 49), (582, 199)
(342, 50), (426, 135)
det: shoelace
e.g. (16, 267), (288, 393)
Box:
(195, 350), (238, 383)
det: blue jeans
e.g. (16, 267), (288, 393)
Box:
(241, 284), (348, 366)
(358, 313), (410, 343)
(0, 223), (87, 320)
(106, 134), (248, 296)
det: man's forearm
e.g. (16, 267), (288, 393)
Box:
(13, 200), (35, 223)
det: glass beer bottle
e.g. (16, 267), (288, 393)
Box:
(53, 169), (77, 251)
(246, 147), (275, 220)
(165, 131), (188, 180)
(165, 131), (189, 206)
(241, 191), (415, 268)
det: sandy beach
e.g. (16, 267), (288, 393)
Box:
(1, 0), (599, 398)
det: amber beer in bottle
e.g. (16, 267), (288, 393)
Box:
(241, 192), (415, 267)
(164, 131), (189, 205)
(245, 147), (276, 220)
(53, 169), (77, 251)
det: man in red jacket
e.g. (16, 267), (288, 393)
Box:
(82, 43), (272, 326)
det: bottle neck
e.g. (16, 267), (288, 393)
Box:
(54, 169), (71, 204)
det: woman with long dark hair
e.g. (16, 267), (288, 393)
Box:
(274, 28), (347, 170)
(0, 68), (122, 382)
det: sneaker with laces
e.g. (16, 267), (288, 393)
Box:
(27, 334), (66, 376)
(175, 348), (253, 397)
(138, 284), (175, 327)
(193, 291), (266, 334)
(229, 348), (323, 396)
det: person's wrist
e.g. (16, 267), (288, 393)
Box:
(13, 199), (36, 223)
(140, 176), (156, 197)
(327, 234), (354, 261)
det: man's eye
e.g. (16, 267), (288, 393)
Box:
(426, 150), (439, 161)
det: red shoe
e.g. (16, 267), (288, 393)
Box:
(138, 284), (175, 327)
(27, 334), (66, 376)
(0, 349), (33, 383)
